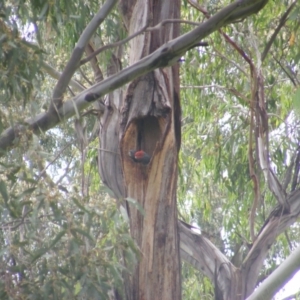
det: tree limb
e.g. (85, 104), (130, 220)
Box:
(261, 1), (297, 62)
(41, 61), (85, 92)
(0, 0), (269, 154)
(179, 188), (300, 298)
(179, 221), (239, 299)
(50, 0), (118, 111)
(246, 244), (300, 300)
(242, 188), (300, 297)
(80, 19), (202, 66)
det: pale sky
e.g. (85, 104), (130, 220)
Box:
(276, 270), (300, 299)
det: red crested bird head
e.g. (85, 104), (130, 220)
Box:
(128, 150), (151, 165)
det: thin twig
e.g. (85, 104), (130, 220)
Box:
(55, 158), (74, 185)
(261, 1), (297, 62)
(67, 85), (75, 97)
(188, 0), (258, 242)
(284, 230), (293, 251)
(85, 42), (104, 83)
(96, 147), (119, 155)
(80, 24), (148, 65)
(79, 67), (93, 86)
(181, 84), (250, 103)
(41, 61), (85, 92)
(188, 0), (254, 72)
(37, 142), (72, 182)
(212, 49), (248, 76)
(187, 0), (209, 17)
(248, 99), (260, 242)
(291, 147), (300, 192)
(273, 55), (297, 87)
(80, 19), (201, 66)
(220, 31), (254, 72)
(50, 0), (117, 111)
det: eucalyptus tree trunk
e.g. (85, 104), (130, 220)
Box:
(98, 1), (181, 299)
(95, 1), (288, 299)
(0, 0), (294, 299)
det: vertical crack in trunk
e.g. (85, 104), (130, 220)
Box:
(98, 1), (181, 299)
(119, 1), (181, 299)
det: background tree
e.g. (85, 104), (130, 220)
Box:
(1, 0), (300, 299)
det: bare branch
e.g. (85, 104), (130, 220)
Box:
(273, 55), (298, 87)
(179, 222), (226, 281)
(246, 244), (300, 300)
(283, 146), (300, 191)
(189, 2), (265, 239)
(85, 42), (104, 83)
(248, 71), (260, 242)
(0, 0), (270, 155)
(41, 61), (85, 92)
(79, 67), (93, 86)
(180, 125), (300, 296)
(261, 1), (297, 62)
(181, 84), (250, 104)
(284, 230), (293, 251)
(280, 292), (300, 300)
(242, 188), (300, 297)
(80, 24), (148, 66)
(50, 0), (118, 111)
(37, 142), (72, 183)
(255, 71), (288, 209)
(212, 49), (248, 76)
(80, 19), (201, 66)
(291, 148), (300, 192)
(189, 0), (255, 73)
(190, 2), (260, 215)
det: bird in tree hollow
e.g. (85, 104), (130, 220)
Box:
(128, 150), (151, 165)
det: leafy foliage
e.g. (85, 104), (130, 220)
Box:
(1, 0), (300, 299)
(0, 2), (136, 298)
(179, 0), (300, 296)
(0, 140), (138, 299)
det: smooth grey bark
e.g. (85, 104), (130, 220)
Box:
(6, 1), (299, 299)
(0, 0), (269, 154)
(100, 0), (182, 298)
(50, 0), (118, 110)
(246, 244), (300, 300)
(179, 189), (300, 299)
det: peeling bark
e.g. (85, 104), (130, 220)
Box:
(0, 0), (270, 156)
(119, 1), (181, 299)
(98, 54), (125, 199)
(98, 0), (181, 299)
(179, 186), (300, 299)
(3, 1), (291, 299)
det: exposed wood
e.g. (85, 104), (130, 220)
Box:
(246, 244), (300, 300)
(0, 0), (270, 156)
(179, 187), (300, 299)
(98, 54), (125, 200)
(1, 1), (280, 299)
(119, 1), (182, 299)
(179, 221), (241, 300)
(50, 0), (117, 111)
